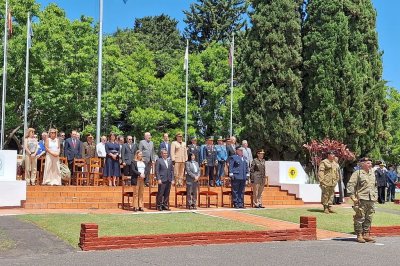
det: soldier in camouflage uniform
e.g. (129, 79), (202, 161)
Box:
(318, 151), (340, 214)
(347, 157), (377, 243)
(250, 149), (268, 208)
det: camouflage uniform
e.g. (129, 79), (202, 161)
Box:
(347, 169), (377, 236)
(318, 159), (340, 212)
(250, 158), (267, 207)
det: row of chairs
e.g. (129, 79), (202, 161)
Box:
(35, 157), (104, 186)
(122, 176), (254, 210)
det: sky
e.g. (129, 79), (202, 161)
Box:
(36, 0), (399, 89)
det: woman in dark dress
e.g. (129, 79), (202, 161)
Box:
(104, 133), (121, 186)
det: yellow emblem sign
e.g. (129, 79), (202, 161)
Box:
(288, 166), (298, 180)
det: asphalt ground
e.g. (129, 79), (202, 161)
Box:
(1, 214), (399, 266)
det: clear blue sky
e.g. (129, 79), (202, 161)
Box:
(36, 0), (399, 89)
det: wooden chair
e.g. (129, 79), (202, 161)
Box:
(73, 158), (89, 185)
(59, 157), (70, 185)
(175, 179), (187, 208)
(221, 177), (232, 207)
(88, 158), (104, 186)
(198, 176), (218, 208)
(244, 181), (254, 207)
(121, 181), (134, 210)
(148, 164), (158, 209)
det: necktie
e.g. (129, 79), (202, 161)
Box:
(73, 139), (76, 148)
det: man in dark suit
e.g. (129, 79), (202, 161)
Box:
(226, 136), (238, 158)
(155, 149), (174, 211)
(229, 147), (249, 208)
(159, 133), (171, 159)
(121, 135), (137, 179)
(64, 130), (82, 173)
(139, 132), (155, 186)
(203, 136), (217, 186)
(187, 136), (201, 164)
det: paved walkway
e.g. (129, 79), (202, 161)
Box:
(201, 209), (352, 240)
(0, 216), (75, 260)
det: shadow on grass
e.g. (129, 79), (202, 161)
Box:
(307, 209), (325, 213)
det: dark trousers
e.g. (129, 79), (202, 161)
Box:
(206, 166), (215, 186)
(68, 160), (74, 175)
(231, 178), (246, 208)
(387, 184), (396, 202)
(157, 181), (171, 208)
(216, 161), (225, 185)
(378, 186), (386, 203)
(144, 161), (152, 184)
(186, 181), (198, 207)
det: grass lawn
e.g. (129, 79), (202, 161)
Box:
(375, 202), (400, 211)
(0, 229), (15, 251)
(18, 212), (264, 248)
(245, 207), (400, 234)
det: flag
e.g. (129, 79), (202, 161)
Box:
(27, 16), (33, 48)
(7, 9), (12, 37)
(184, 41), (189, 70)
(123, 0), (128, 3)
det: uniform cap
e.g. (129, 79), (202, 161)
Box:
(176, 132), (183, 137)
(217, 136), (224, 141)
(207, 136), (214, 141)
(359, 157), (372, 163)
(191, 136), (197, 140)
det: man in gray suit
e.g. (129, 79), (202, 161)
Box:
(155, 149), (174, 211)
(139, 132), (155, 186)
(186, 153), (200, 209)
(121, 135), (137, 179)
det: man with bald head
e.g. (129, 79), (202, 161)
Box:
(139, 132), (155, 186)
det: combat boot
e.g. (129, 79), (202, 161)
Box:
(323, 207), (330, 214)
(328, 207), (336, 213)
(362, 233), (376, 243)
(356, 234), (366, 243)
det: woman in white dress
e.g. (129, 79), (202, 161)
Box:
(42, 128), (61, 186)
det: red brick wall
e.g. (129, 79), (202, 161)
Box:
(370, 226), (400, 236)
(79, 216), (317, 251)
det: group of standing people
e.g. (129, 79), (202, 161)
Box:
(319, 150), (399, 244)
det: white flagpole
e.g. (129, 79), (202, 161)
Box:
(23, 12), (31, 156)
(230, 33), (234, 137)
(1, 0), (9, 149)
(96, 0), (103, 144)
(184, 40), (189, 144)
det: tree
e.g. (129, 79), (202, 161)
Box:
(302, 0), (388, 158)
(382, 88), (399, 164)
(133, 15), (183, 78)
(302, 0), (350, 145)
(239, 0), (304, 160)
(344, 0), (388, 158)
(183, 0), (247, 51)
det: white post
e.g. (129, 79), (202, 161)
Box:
(96, 0), (103, 144)
(23, 12), (31, 156)
(184, 40), (189, 143)
(230, 34), (234, 137)
(1, 0), (9, 149)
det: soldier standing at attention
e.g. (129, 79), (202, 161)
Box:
(318, 150), (340, 214)
(347, 157), (377, 243)
(250, 149), (267, 208)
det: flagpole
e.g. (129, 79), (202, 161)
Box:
(184, 40), (189, 144)
(1, 0), (9, 149)
(230, 33), (234, 137)
(96, 0), (103, 144)
(23, 12), (31, 156)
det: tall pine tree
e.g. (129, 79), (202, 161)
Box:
(183, 0), (247, 50)
(240, 0), (304, 160)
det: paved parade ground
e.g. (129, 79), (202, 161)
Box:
(1, 204), (400, 266)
